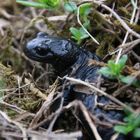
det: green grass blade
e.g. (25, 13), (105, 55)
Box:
(16, 0), (50, 9)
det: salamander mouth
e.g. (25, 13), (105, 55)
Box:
(24, 47), (53, 62)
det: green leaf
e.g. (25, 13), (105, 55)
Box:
(98, 67), (111, 77)
(83, 20), (90, 28)
(118, 55), (128, 70)
(114, 125), (128, 135)
(16, 0), (49, 8)
(115, 124), (134, 134)
(115, 112), (140, 137)
(99, 55), (128, 80)
(120, 75), (135, 84)
(120, 75), (140, 87)
(79, 3), (92, 16)
(132, 114), (140, 128)
(64, 2), (77, 12)
(70, 27), (81, 40)
(70, 27), (89, 43)
(108, 60), (115, 69)
(107, 60), (119, 76)
(39, 0), (60, 7)
(79, 28), (89, 39)
(134, 128), (140, 138)
(79, 3), (92, 25)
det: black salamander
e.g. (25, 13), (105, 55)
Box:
(24, 32), (126, 140)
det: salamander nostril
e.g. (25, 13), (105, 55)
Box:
(34, 47), (48, 56)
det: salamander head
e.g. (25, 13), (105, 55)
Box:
(24, 32), (80, 72)
(25, 32), (75, 62)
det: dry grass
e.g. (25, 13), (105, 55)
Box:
(0, 0), (140, 139)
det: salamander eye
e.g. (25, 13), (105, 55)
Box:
(34, 47), (48, 56)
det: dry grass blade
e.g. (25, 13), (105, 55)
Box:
(0, 111), (28, 140)
(77, 4), (100, 45)
(24, 78), (48, 100)
(28, 130), (82, 140)
(65, 101), (102, 140)
(64, 76), (135, 113)
(93, 1), (140, 39)
(29, 79), (59, 128)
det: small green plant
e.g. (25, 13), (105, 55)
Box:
(120, 75), (140, 87)
(99, 55), (140, 86)
(99, 55), (128, 79)
(17, 0), (93, 44)
(64, 2), (93, 44)
(114, 112), (140, 138)
(16, 0), (60, 9)
(64, 1), (77, 13)
(79, 3), (92, 27)
(70, 27), (89, 44)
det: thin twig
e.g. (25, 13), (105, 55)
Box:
(77, 4), (99, 45)
(122, 0), (137, 45)
(47, 98), (64, 133)
(122, 40), (140, 54)
(65, 101), (102, 140)
(109, 38), (140, 56)
(0, 101), (25, 113)
(0, 111), (28, 140)
(28, 130), (82, 139)
(115, 0), (138, 63)
(64, 76), (135, 113)
(0, 83), (29, 92)
(81, 0), (140, 38)
(24, 78), (48, 100)
(29, 93), (63, 130)
(93, 0), (140, 38)
(118, 39), (140, 49)
(29, 79), (59, 128)
(134, 8), (140, 23)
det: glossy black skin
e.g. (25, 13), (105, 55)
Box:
(25, 32), (80, 73)
(24, 32), (125, 140)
